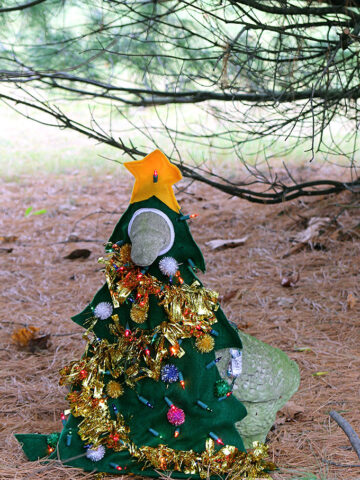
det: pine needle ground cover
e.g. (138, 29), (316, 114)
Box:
(0, 170), (359, 480)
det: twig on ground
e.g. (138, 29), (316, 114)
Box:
(329, 410), (360, 460)
(54, 238), (103, 244)
(322, 458), (360, 467)
(52, 332), (82, 337)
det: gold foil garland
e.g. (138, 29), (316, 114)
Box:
(132, 439), (275, 479)
(60, 303), (219, 398)
(63, 369), (274, 476)
(119, 243), (132, 264)
(59, 243), (275, 478)
(98, 245), (219, 335)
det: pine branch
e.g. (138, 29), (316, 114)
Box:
(0, 0), (47, 13)
(1, 91), (359, 205)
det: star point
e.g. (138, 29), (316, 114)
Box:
(124, 150), (182, 212)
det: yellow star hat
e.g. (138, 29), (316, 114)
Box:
(124, 150), (182, 212)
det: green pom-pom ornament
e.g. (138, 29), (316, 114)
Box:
(214, 379), (231, 398)
(46, 432), (60, 448)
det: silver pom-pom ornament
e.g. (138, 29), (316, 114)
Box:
(159, 256), (178, 277)
(86, 444), (106, 462)
(93, 302), (113, 320)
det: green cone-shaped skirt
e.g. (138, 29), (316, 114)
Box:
(15, 197), (270, 478)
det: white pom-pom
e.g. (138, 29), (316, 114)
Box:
(86, 445), (106, 462)
(159, 256), (179, 277)
(93, 302), (113, 320)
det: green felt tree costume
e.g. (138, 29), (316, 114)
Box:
(15, 151), (273, 479)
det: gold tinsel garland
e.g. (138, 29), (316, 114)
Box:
(60, 293), (219, 394)
(98, 244), (219, 330)
(64, 377), (274, 476)
(133, 439), (275, 479)
(59, 244), (275, 478)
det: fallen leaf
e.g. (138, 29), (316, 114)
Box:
(32, 209), (47, 216)
(0, 235), (18, 243)
(205, 236), (248, 250)
(11, 326), (39, 347)
(238, 321), (254, 329)
(28, 334), (51, 353)
(220, 289), (240, 303)
(274, 416), (287, 426)
(281, 271), (300, 287)
(24, 206), (33, 216)
(347, 293), (356, 310)
(25, 206), (47, 216)
(64, 249), (91, 260)
(280, 401), (305, 421)
(294, 346), (313, 352)
(293, 217), (331, 244)
(67, 233), (79, 242)
(0, 247), (13, 254)
(282, 217), (331, 258)
(11, 326), (50, 352)
(312, 371), (329, 377)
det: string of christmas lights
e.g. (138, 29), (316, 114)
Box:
(56, 243), (274, 478)
(98, 244), (218, 331)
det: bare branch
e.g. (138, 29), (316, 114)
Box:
(0, 0), (47, 13)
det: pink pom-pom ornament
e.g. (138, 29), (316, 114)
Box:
(167, 406), (185, 426)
